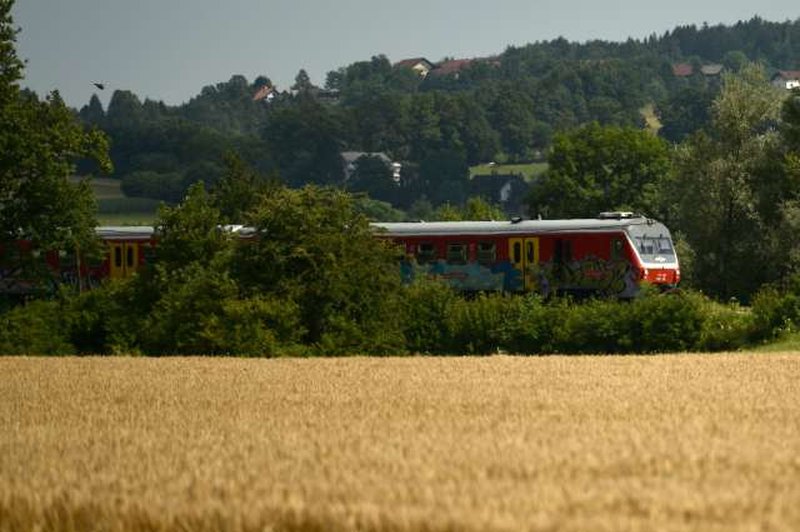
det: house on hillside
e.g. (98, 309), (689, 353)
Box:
(430, 58), (475, 79)
(394, 58), (435, 78)
(700, 64), (723, 77)
(469, 174), (530, 216)
(772, 70), (800, 90)
(341, 152), (402, 183)
(427, 56), (501, 80)
(672, 63), (694, 77)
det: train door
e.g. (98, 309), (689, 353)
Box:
(509, 237), (539, 291)
(108, 242), (140, 279)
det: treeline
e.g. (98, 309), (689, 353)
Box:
(76, 17), (800, 209)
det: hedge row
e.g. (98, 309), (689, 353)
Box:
(0, 279), (777, 356)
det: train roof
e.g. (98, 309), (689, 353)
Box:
(93, 216), (670, 240)
(372, 216), (666, 237)
(96, 226), (155, 240)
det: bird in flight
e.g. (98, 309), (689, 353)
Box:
(93, 82), (105, 90)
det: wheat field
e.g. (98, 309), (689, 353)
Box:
(1, 354), (799, 531)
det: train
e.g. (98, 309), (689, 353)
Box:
(375, 212), (679, 297)
(0, 212), (679, 298)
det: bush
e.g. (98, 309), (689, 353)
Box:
(552, 299), (633, 354)
(215, 296), (305, 356)
(402, 279), (459, 354)
(751, 285), (800, 341)
(445, 293), (522, 355)
(696, 298), (755, 351)
(0, 300), (74, 355)
(502, 295), (563, 354)
(627, 292), (705, 353)
(66, 280), (145, 354)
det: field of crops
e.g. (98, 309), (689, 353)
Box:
(2, 354), (799, 531)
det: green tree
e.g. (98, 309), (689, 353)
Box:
(211, 153), (277, 223)
(528, 122), (671, 218)
(662, 64), (788, 299)
(234, 186), (405, 353)
(263, 98), (345, 187)
(346, 154), (398, 204)
(0, 0), (111, 253)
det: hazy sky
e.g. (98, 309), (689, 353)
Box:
(12, 0), (800, 109)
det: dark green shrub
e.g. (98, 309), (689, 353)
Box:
(502, 295), (563, 354)
(751, 285), (800, 341)
(445, 293), (521, 354)
(216, 296), (305, 356)
(627, 292), (705, 353)
(0, 300), (74, 355)
(555, 298), (635, 354)
(402, 279), (459, 354)
(66, 280), (143, 354)
(140, 263), (239, 355)
(697, 299), (754, 351)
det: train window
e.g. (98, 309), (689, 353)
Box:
(446, 243), (468, 265)
(417, 243), (437, 264)
(114, 246), (122, 268)
(526, 241), (535, 263)
(555, 239), (572, 263)
(477, 242), (496, 265)
(142, 243), (156, 263)
(513, 242), (522, 264)
(126, 246), (134, 268)
(611, 238), (624, 260)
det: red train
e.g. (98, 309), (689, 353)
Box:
(0, 213), (679, 298)
(374, 212), (679, 297)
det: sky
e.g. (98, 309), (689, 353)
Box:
(12, 0), (800, 110)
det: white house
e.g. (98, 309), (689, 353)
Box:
(772, 70), (800, 90)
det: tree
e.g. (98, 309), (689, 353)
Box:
(346, 154), (398, 204)
(528, 122), (671, 218)
(233, 186), (405, 352)
(292, 69), (314, 94)
(211, 153), (277, 222)
(0, 0), (111, 254)
(657, 85), (716, 143)
(661, 64), (789, 299)
(263, 98), (345, 187)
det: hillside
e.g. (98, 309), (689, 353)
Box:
(76, 16), (800, 211)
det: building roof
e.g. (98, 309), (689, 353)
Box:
(774, 70), (800, 80)
(341, 151), (392, 165)
(394, 58), (434, 69)
(700, 64), (723, 76)
(430, 58), (475, 77)
(672, 63), (694, 77)
(252, 84), (275, 102)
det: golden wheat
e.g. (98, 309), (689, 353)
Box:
(1, 354), (799, 531)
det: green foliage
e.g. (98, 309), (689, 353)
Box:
(66, 280), (142, 354)
(529, 122), (672, 218)
(0, 300), (74, 355)
(661, 64), (793, 300)
(445, 294), (522, 355)
(211, 153), (278, 223)
(235, 186), (406, 353)
(750, 276), (800, 341)
(401, 279), (459, 354)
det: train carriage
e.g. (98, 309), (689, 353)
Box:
(1, 214), (678, 298)
(373, 213), (679, 297)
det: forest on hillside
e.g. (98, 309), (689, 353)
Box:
(74, 16), (800, 210)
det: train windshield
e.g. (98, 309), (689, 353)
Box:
(627, 223), (677, 264)
(634, 236), (676, 263)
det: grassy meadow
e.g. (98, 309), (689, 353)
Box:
(2, 354), (800, 531)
